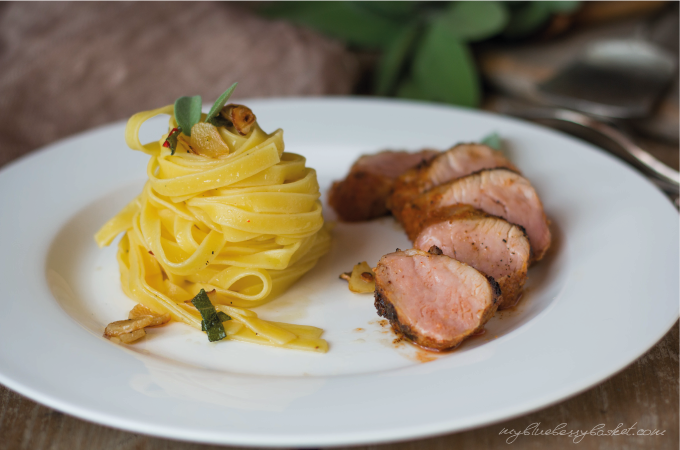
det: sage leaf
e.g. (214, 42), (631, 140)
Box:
(191, 289), (227, 342)
(481, 132), (502, 151)
(546, 1), (581, 13)
(207, 115), (230, 128)
(412, 19), (479, 107)
(205, 83), (237, 125)
(202, 311), (231, 330)
(503, 0), (551, 38)
(174, 95), (202, 137)
(440, 1), (508, 42)
(502, 1), (579, 38)
(352, 0), (422, 18)
(395, 77), (430, 101)
(261, 1), (403, 49)
(375, 23), (421, 96)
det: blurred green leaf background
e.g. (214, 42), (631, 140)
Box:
(261, 1), (581, 108)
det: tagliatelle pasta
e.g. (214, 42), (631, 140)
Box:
(95, 101), (331, 352)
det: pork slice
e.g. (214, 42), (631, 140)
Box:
(374, 248), (501, 351)
(414, 205), (531, 309)
(401, 169), (551, 262)
(390, 143), (517, 224)
(352, 149), (439, 178)
(329, 149), (438, 222)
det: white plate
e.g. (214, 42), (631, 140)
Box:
(0, 98), (677, 447)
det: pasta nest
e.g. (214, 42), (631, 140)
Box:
(95, 105), (331, 352)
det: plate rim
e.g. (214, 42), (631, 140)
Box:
(0, 96), (677, 447)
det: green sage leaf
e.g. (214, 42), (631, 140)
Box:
(174, 95), (202, 137)
(375, 23), (421, 96)
(353, 1), (419, 21)
(440, 1), (508, 42)
(412, 19), (480, 107)
(395, 77), (430, 101)
(261, 1), (403, 49)
(205, 83), (237, 124)
(191, 289), (227, 342)
(481, 132), (502, 151)
(202, 312), (232, 330)
(503, 2), (549, 38)
(546, 1), (581, 13)
(207, 115), (230, 128)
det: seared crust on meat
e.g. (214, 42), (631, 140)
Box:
(329, 150), (438, 222)
(374, 249), (501, 351)
(329, 171), (393, 221)
(390, 143), (518, 224)
(374, 286), (420, 344)
(486, 275), (502, 302)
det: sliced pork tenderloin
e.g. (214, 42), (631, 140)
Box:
(329, 149), (438, 222)
(414, 205), (530, 309)
(374, 247), (501, 351)
(400, 168), (551, 262)
(390, 143), (518, 224)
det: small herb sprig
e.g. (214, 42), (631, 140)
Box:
(165, 82), (238, 153)
(191, 289), (231, 342)
(481, 131), (502, 151)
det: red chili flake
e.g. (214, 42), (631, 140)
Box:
(164, 127), (181, 153)
(247, 220), (250, 222)
(148, 250), (154, 255)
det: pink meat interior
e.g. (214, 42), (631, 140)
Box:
(379, 251), (492, 343)
(415, 217), (530, 283)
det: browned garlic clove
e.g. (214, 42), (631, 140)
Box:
(117, 328), (146, 344)
(128, 304), (171, 327)
(190, 123), (230, 158)
(104, 316), (153, 337)
(221, 104), (256, 136)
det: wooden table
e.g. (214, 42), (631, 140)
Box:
(2, 26), (680, 448)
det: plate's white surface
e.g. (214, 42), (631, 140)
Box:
(0, 98), (677, 447)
